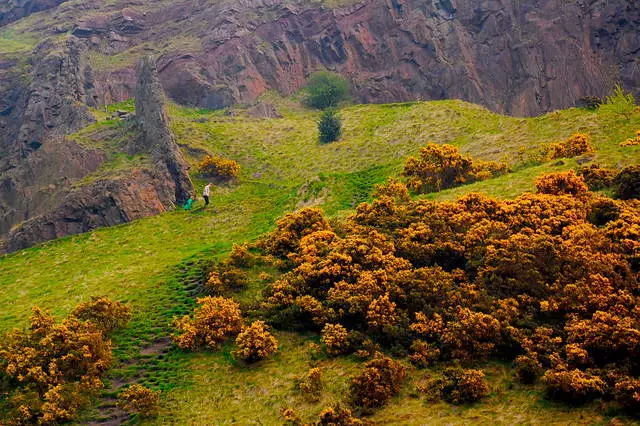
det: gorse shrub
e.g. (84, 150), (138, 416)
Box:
(225, 243), (256, 268)
(0, 300), (129, 425)
(296, 367), (323, 401)
(541, 369), (606, 403)
(71, 296), (131, 334)
(304, 71), (350, 109)
(541, 133), (594, 160)
(116, 384), (161, 417)
(232, 320), (279, 362)
(427, 367), (490, 405)
(318, 108), (342, 144)
(619, 130), (640, 147)
(171, 296), (243, 350)
(195, 155), (240, 181)
(578, 164), (617, 191)
(321, 323), (351, 356)
(403, 143), (507, 193)
(613, 377), (640, 411)
(535, 170), (589, 196)
(317, 404), (369, 425)
(614, 165), (640, 200)
(349, 352), (406, 410)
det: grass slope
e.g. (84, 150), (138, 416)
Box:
(0, 99), (639, 425)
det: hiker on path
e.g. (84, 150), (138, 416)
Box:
(203, 183), (213, 207)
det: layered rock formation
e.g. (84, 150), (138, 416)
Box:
(65, 0), (638, 117)
(1, 57), (193, 253)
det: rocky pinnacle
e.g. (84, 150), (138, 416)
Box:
(134, 56), (194, 205)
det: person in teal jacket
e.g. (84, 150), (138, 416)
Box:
(183, 196), (194, 210)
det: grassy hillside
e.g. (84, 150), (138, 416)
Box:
(0, 99), (639, 425)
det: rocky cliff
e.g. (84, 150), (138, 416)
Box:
(1, 57), (193, 253)
(53, 0), (639, 116)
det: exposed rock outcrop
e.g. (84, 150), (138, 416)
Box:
(0, 56), (193, 253)
(3, 168), (180, 253)
(56, 0), (637, 117)
(154, 0), (639, 116)
(132, 56), (193, 205)
(0, 36), (97, 171)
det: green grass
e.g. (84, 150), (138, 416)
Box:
(1, 99), (639, 425)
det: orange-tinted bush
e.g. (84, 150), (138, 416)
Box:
(259, 207), (332, 260)
(116, 384), (161, 416)
(195, 155), (240, 181)
(321, 323), (351, 356)
(71, 296), (131, 334)
(614, 165), (640, 200)
(441, 308), (502, 361)
(619, 130), (640, 147)
(349, 352), (406, 410)
(282, 407), (303, 425)
(542, 133), (594, 159)
(403, 143), (507, 194)
(535, 170), (589, 196)
(613, 377), (640, 411)
(225, 243), (256, 268)
(296, 367), (323, 401)
(0, 306), (117, 424)
(515, 354), (544, 384)
(317, 404), (368, 425)
(408, 340), (440, 368)
(578, 164), (617, 190)
(431, 367), (490, 405)
(542, 368), (606, 403)
(171, 296), (243, 350)
(232, 321), (278, 362)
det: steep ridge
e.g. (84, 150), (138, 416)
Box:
(1, 57), (193, 253)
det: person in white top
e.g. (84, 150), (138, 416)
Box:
(203, 183), (213, 206)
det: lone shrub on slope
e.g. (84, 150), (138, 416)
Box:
(117, 384), (161, 417)
(232, 321), (279, 362)
(195, 155), (240, 181)
(318, 108), (342, 143)
(541, 133), (594, 160)
(349, 352), (406, 410)
(172, 296), (243, 350)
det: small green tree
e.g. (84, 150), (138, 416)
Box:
(600, 85), (636, 120)
(304, 71), (350, 110)
(318, 109), (342, 143)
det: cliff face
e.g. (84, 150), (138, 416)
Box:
(1, 57), (193, 253)
(53, 0), (636, 117)
(155, 0), (639, 116)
